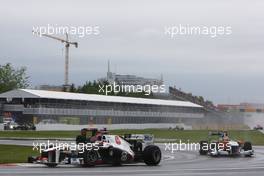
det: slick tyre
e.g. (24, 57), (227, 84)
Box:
(243, 142), (252, 151)
(143, 145), (161, 166)
(109, 147), (122, 166)
(83, 150), (98, 167)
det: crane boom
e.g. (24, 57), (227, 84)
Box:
(33, 31), (78, 89)
(42, 34), (67, 43)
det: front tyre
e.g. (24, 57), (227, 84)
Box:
(143, 145), (161, 166)
(243, 142), (252, 151)
(109, 147), (122, 166)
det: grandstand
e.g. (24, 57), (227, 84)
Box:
(0, 89), (205, 126)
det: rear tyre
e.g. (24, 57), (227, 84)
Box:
(143, 145), (161, 166)
(230, 146), (240, 156)
(83, 150), (98, 167)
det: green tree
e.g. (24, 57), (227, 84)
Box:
(77, 81), (101, 94)
(76, 80), (154, 98)
(0, 63), (29, 93)
(69, 84), (77, 92)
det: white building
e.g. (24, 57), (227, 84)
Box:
(100, 61), (163, 86)
(0, 89), (204, 126)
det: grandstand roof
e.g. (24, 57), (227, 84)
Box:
(0, 89), (203, 108)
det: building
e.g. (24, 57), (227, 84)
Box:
(0, 89), (204, 126)
(99, 61), (163, 86)
(217, 103), (264, 113)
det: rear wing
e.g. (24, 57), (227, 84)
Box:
(123, 134), (154, 143)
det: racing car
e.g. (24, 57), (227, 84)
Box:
(28, 128), (161, 167)
(199, 131), (254, 157)
(4, 121), (36, 130)
(253, 125), (263, 130)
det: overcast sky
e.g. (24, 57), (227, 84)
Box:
(0, 0), (263, 104)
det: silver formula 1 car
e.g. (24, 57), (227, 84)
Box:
(28, 128), (161, 167)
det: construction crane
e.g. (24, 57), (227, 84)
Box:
(33, 31), (78, 90)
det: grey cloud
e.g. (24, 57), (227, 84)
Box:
(0, 0), (263, 104)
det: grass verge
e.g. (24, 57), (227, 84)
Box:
(0, 144), (38, 164)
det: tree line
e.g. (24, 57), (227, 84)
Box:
(67, 81), (153, 98)
(0, 63), (152, 98)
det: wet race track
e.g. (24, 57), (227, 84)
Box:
(0, 142), (264, 176)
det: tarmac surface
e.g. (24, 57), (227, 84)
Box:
(1, 141), (264, 176)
